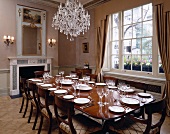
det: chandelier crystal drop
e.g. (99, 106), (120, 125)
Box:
(52, 0), (90, 41)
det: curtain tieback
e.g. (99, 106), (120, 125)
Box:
(166, 74), (170, 81)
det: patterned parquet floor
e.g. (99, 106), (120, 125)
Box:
(0, 96), (170, 134)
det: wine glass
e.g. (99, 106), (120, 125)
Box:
(103, 87), (109, 105)
(72, 82), (78, 97)
(113, 91), (121, 105)
(55, 77), (60, 89)
(97, 88), (104, 106)
(60, 77), (64, 89)
(59, 71), (64, 77)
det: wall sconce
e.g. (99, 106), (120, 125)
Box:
(48, 39), (56, 47)
(3, 35), (14, 46)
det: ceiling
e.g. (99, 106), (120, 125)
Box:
(26, 0), (111, 9)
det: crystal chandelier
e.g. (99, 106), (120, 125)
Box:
(52, 0), (90, 41)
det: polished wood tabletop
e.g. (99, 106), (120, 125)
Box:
(28, 76), (155, 121)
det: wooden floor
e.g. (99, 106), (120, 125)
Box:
(0, 96), (170, 134)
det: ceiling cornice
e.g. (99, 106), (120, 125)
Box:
(26, 0), (60, 8)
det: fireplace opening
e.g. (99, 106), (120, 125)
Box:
(19, 66), (45, 79)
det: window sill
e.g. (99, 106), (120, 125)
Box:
(103, 71), (166, 88)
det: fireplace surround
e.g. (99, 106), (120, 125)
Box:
(8, 57), (52, 96)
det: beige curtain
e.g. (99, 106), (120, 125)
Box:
(95, 16), (109, 82)
(155, 4), (170, 115)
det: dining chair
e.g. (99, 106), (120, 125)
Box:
(106, 95), (167, 134)
(27, 81), (42, 130)
(54, 95), (102, 134)
(34, 70), (50, 78)
(37, 86), (56, 134)
(19, 78), (32, 118)
(86, 73), (98, 82)
(103, 76), (118, 86)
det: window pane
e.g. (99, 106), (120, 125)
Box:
(112, 41), (119, 54)
(112, 13), (119, 27)
(123, 25), (132, 39)
(142, 38), (152, 54)
(132, 55), (141, 71)
(132, 39), (141, 54)
(133, 23), (142, 38)
(143, 3), (152, 21)
(111, 55), (119, 69)
(123, 40), (131, 54)
(124, 10), (132, 25)
(133, 7), (142, 23)
(158, 56), (164, 73)
(143, 21), (152, 37)
(112, 27), (119, 40)
(142, 55), (152, 72)
(124, 55), (131, 70)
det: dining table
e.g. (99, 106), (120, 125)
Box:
(28, 76), (160, 132)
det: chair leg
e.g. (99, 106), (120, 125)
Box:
(23, 99), (29, 118)
(19, 97), (25, 113)
(38, 115), (44, 134)
(48, 118), (52, 134)
(32, 108), (39, 130)
(28, 103), (33, 123)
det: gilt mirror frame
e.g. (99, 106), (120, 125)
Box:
(16, 5), (46, 57)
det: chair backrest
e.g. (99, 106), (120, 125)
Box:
(71, 70), (82, 79)
(54, 95), (76, 134)
(144, 95), (166, 134)
(86, 73), (97, 82)
(34, 70), (50, 78)
(103, 76), (118, 86)
(37, 86), (53, 118)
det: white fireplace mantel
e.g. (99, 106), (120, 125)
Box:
(8, 57), (52, 96)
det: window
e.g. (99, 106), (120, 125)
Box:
(107, 3), (164, 77)
(106, 3), (164, 77)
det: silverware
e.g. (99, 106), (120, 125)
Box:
(80, 103), (94, 109)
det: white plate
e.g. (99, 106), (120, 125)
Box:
(138, 93), (151, 98)
(96, 83), (106, 86)
(79, 79), (84, 81)
(88, 81), (95, 84)
(65, 76), (71, 78)
(28, 78), (35, 81)
(63, 95), (74, 99)
(109, 106), (125, 113)
(48, 88), (57, 91)
(120, 88), (135, 93)
(32, 79), (42, 82)
(54, 90), (67, 94)
(41, 84), (52, 87)
(61, 81), (74, 85)
(74, 98), (90, 104)
(72, 78), (79, 80)
(36, 83), (44, 85)
(121, 97), (140, 105)
(108, 86), (117, 89)
(77, 86), (92, 91)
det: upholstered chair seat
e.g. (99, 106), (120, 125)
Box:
(59, 114), (102, 134)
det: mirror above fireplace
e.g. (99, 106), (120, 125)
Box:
(16, 5), (46, 57)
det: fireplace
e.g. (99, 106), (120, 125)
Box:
(8, 57), (52, 96)
(19, 66), (45, 79)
